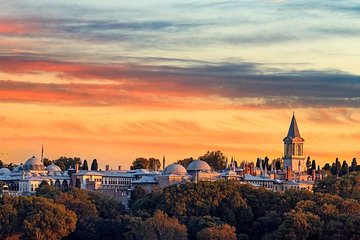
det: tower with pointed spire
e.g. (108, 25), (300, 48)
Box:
(283, 113), (306, 172)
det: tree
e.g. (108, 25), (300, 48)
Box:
(275, 160), (281, 170)
(128, 186), (147, 208)
(91, 159), (98, 171)
(177, 157), (194, 168)
(306, 156), (312, 172)
(137, 210), (187, 240)
(0, 196), (77, 240)
(199, 151), (227, 171)
(196, 224), (237, 240)
(256, 158), (261, 168)
(43, 158), (52, 167)
(131, 158), (149, 170)
(188, 216), (223, 239)
(83, 160), (88, 170)
(264, 156), (269, 170)
(53, 156), (82, 171)
(350, 158), (357, 172)
(148, 158), (161, 171)
(341, 161), (349, 175)
(0, 159), (4, 168)
(36, 181), (61, 199)
(323, 163), (331, 171)
(312, 160), (316, 170)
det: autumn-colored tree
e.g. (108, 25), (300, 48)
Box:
(137, 210), (187, 240)
(196, 224), (237, 240)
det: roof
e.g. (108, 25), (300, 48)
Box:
(244, 174), (274, 182)
(164, 163), (187, 175)
(187, 160), (212, 172)
(132, 176), (158, 184)
(284, 113), (304, 142)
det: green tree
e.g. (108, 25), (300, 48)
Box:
(323, 163), (331, 171)
(341, 161), (349, 175)
(131, 158), (149, 170)
(35, 181), (61, 199)
(350, 158), (357, 172)
(0, 196), (77, 240)
(196, 224), (237, 240)
(177, 157), (194, 168)
(188, 216), (223, 239)
(137, 210), (187, 240)
(43, 158), (52, 167)
(312, 160), (316, 170)
(83, 160), (88, 170)
(199, 151), (227, 171)
(256, 158), (261, 168)
(148, 158), (161, 171)
(91, 159), (98, 171)
(306, 156), (311, 172)
(53, 156), (82, 171)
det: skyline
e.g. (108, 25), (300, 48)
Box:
(1, 0), (360, 168)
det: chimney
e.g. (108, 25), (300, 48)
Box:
(286, 167), (291, 181)
(311, 169), (316, 181)
(105, 165), (110, 171)
(75, 163), (79, 173)
(162, 156), (166, 170)
(273, 171), (276, 180)
(118, 165), (122, 171)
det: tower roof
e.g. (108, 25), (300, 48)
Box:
(284, 113), (304, 142)
(287, 113), (301, 138)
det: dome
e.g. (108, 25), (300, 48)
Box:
(24, 156), (44, 171)
(0, 168), (10, 175)
(187, 160), (212, 172)
(164, 163), (187, 175)
(46, 163), (62, 172)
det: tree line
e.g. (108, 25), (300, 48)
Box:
(2, 171), (359, 239)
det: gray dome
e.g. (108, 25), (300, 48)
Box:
(164, 163), (187, 175)
(24, 156), (44, 171)
(46, 163), (62, 172)
(0, 168), (10, 175)
(187, 160), (212, 172)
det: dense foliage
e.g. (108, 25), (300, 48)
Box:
(1, 173), (360, 239)
(132, 179), (360, 240)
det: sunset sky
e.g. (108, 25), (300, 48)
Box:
(1, 0), (359, 169)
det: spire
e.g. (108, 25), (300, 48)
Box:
(287, 113), (301, 139)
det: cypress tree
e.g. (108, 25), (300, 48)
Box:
(91, 159), (98, 171)
(83, 160), (88, 170)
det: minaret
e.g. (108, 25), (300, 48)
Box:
(41, 144), (44, 163)
(283, 113), (305, 172)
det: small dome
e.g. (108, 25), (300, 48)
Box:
(164, 163), (187, 175)
(24, 156), (44, 171)
(46, 163), (62, 172)
(0, 168), (10, 175)
(187, 160), (212, 172)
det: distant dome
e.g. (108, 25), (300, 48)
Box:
(187, 160), (212, 172)
(46, 163), (62, 172)
(24, 156), (44, 171)
(0, 168), (10, 175)
(164, 163), (187, 175)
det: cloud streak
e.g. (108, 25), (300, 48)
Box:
(0, 55), (359, 108)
